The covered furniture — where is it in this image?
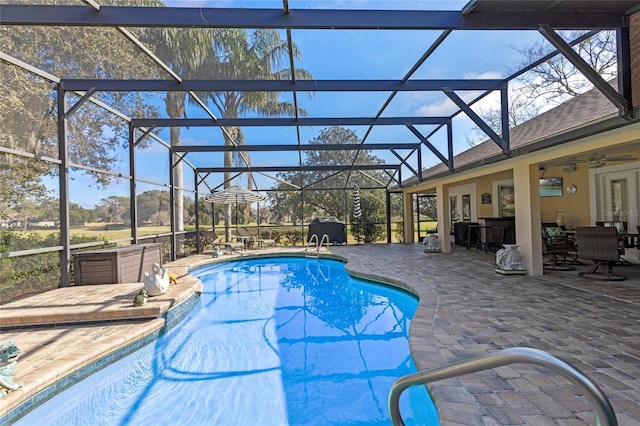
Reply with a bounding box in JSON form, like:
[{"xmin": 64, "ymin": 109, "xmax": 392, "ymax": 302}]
[
  {"xmin": 542, "ymin": 226, "xmax": 577, "ymax": 271},
  {"xmin": 73, "ymin": 243, "xmax": 162, "ymax": 285},
  {"xmin": 308, "ymin": 217, "xmax": 347, "ymax": 245},
  {"xmin": 576, "ymin": 227, "xmax": 625, "ymax": 281}
]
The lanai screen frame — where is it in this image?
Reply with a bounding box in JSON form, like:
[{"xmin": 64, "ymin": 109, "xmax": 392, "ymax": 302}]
[{"xmin": 1, "ymin": 0, "xmax": 637, "ymax": 287}]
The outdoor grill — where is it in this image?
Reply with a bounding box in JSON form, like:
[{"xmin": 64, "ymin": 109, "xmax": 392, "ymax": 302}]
[{"xmin": 307, "ymin": 217, "xmax": 347, "ymax": 245}]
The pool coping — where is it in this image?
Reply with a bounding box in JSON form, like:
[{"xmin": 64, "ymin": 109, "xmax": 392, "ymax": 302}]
[
  {"xmin": 2, "ymin": 249, "xmax": 459, "ymax": 424},
  {"xmin": 0, "ymin": 264, "xmax": 204, "ymax": 423}
]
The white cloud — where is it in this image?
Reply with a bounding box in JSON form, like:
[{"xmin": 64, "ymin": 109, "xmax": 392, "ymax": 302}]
[
  {"xmin": 415, "ymin": 97, "xmax": 458, "ymax": 116},
  {"xmin": 462, "ymin": 71, "xmax": 504, "ymax": 80}
]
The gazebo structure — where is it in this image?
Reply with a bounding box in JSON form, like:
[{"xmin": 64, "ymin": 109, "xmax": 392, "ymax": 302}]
[{"xmin": 1, "ymin": 0, "xmax": 639, "ymax": 291}]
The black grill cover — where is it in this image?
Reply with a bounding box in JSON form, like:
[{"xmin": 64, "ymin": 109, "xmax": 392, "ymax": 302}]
[{"xmin": 307, "ymin": 217, "xmax": 347, "ymax": 245}]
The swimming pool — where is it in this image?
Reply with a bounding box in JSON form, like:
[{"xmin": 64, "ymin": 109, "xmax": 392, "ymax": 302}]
[{"xmin": 16, "ymin": 257, "xmax": 438, "ymax": 425}]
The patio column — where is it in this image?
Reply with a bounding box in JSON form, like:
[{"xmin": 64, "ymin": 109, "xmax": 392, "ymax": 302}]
[
  {"xmin": 436, "ymin": 183, "xmax": 451, "ymax": 253},
  {"xmin": 57, "ymin": 85, "xmax": 71, "ymax": 286},
  {"xmin": 402, "ymin": 192, "xmax": 414, "ymax": 244},
  {"xmin": 513, "ymin": 163, "xmax": 543, "ymax": 275}
]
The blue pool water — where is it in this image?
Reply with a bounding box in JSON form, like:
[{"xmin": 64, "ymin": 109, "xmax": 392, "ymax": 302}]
[{"xmin": 17, "ymin": 257, "xmax": 439, "ymax": 425}]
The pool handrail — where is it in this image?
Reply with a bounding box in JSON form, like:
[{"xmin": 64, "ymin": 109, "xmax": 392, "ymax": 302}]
[
  {"xmin": 305, "ymin": 233, "xmax": 330, "ymax": 258},
  {"xmin": 388, "ymin": 347, "xmax": 617, "ymax": 426}
]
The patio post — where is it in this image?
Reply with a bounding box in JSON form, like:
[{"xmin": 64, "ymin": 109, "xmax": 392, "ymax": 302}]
[
  {"xmin": 402, "ymin": 192, "xmax": 414, "ymax": 244},
  {"xmin": 513, "ymin": 163, "xmax": 544, "ymax": 275},
  {"xmin": 436, "ymin": 183, "xmax": 451, "ymax": 253},
  {"xmin": 57, "ymin": 85, "xmax": 71, "ymax": 286}
]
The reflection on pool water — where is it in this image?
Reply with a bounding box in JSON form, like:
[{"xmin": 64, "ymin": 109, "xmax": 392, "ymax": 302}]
[{"xmin": 17, "ymin": 257, "xmax": 439, "ymax": 425}]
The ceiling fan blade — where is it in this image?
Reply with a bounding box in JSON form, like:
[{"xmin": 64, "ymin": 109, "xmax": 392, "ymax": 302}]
[
  {"xmin": 586, "ymin": 160, "xmax": 604, "ymax": 168},
  {"xmin": 604, "ymin": 155, "xmax": 639, "ymax": 162},
  {"xmin": 589, "ymin": 153, "xmax": 607, "ymax": 161}
]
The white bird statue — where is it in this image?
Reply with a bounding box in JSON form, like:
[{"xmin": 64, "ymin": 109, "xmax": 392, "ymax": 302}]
[{"xmin": 144, "ymin": 263, "xmax": 170, "ymax": 296}]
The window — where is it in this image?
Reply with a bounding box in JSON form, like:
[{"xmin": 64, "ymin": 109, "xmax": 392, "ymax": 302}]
[
  {"xmin": 449, "ymin": 183, "xmax": 477, "ymax": 226},
  {"xmin": 499, "ymin": 185, "xmax": 515, "ymax": 217},
  {"xmin": 493, "ymin": 179, "xmax": 515, "ymax": 218}
]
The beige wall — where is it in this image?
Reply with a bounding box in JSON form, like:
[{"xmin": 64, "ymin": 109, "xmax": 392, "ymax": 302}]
[
  {"xmin": 464, "ymin": 166, "xmax": 593, "ymax": 228},
  {"xmin": 631, "ymin": 12, "xmax": 640, "ymax": 109},
  {"xmin": 403, "ymin": 119, "xmax": 639, "ymax": 275},
  {"xmin": 538, "ymin": 164, "xmax": 592, "ymax": 228},
  {"xmin": 474, "ymin": 170, "xmax": 513, "ymax": 218}
]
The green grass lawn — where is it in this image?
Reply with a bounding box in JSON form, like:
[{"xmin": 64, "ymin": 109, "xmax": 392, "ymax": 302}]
[{"xmin": 7, "ymin": 220, "xmax": 437, "ymax": 246}]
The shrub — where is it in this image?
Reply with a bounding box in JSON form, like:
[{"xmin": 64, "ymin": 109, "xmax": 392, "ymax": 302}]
[
  {"xmin": 350, "ymin": 192, "xmax": 385, "ymax": 243},
  {"xmin": 0, "ymin": 231, "xmax": 111, "ymax": 304},
  {"xmin": 269, "ymin": 227, "xmax": 305, "ymax": 246}
]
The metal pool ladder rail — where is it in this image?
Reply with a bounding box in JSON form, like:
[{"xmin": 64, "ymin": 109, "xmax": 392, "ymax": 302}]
[
  {"xmin": 388, "ymin": 347, "xmax": 617, "ymax": 426},
  {"xmin": 305, "ymin": 233, "xmax": 329, "ymax": 258}
]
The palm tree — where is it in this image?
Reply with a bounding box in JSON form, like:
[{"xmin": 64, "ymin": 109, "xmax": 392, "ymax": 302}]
[
  {"xmin": 198, "ymin": 29, "xmax": 312, "ymax": 241},
  {"xmin": 143, "ymin": 28, "xmax": 224, "ymax": 235}
]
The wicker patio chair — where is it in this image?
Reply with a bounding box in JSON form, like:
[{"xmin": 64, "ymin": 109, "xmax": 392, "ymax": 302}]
[
  {"xmin": 576, "ymin": 226, "xmax": 625, "ymax": 281},
  {"xmin": 542, "ymin": 226, "xmax": 577, "ymax": 271}
]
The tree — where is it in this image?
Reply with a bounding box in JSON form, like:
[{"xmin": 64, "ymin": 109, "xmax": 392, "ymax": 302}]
[
  {"xmin": 140, "ymin": 26, "xmax": 227, "ymax": 234},
  {"xmin": 270, "ymin": 127, "xmax": 387, "ymax": 222},
  {"xmin": 136, "ymin": 190, "xmax": 169, "ymax": 225},
  {"xmin": 95, "ymin": 196, "xmax": 130, "ymax": 225},
  {"xmin": 469, "ymin": 31, "xmax": 617, "ymax": 145},
  {"xmin": 517, "ymin": 30, "xmax": 617, "ymax": 104},
  {"xmin": 0, "ymin": 0, "xmax": 163, "ymax": 214},
  {"xmin": 12, "ymin": 196, "xmax": 56, "ymax": 230},
  {"xmin": 417, "ymin": 194, "xmax": 438, "ymax": 222},
  {"xmin": 69, "ymin": 203, "xmax": 93, "ymax": 227},
  {"xmin": 198, "ymin": 29, "xmax": 312, "ymax": 241},
  {"xmin": 350, "ymin": 191, "xmax": 385, "ymax": 243}
]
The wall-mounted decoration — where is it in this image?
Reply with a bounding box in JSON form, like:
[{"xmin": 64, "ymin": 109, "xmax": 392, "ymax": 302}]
[
  {"xmin": 540, "ymin": 177, "xmax": 563, "ymax": 197},
  {"xmin": 565, "ymin": 184, "xmax": 577, "ymax": 195},
  {"xmin": 481, "ymin": 192, "xmax": 492, "ymax": 204}
]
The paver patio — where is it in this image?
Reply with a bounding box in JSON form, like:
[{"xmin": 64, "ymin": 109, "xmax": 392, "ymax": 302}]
[
  {"xmin": 1, "ymin": 244, "xmax": 639, "ymax": 425},
  {"xmin": 332, "ymin": 243, "xmax": 640, "ymax": 425}
]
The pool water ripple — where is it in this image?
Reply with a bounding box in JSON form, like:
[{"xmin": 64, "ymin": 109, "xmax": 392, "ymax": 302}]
[{"xmin": 16, "ymin": 257, "xmax": 438, "ymax": 426}]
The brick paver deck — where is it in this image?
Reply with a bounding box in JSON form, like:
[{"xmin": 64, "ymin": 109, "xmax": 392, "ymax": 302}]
[
  {"xmin": 1, "ymin": 244, "xmax": 639, "ymax": 425},
  {"xmin": 331, "ymin": 244, "xmax": 640, "ymax": 425}
]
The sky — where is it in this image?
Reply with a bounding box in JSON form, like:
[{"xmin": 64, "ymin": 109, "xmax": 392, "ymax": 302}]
[{"xmin": 38, "ymin": 0, "xmax": 557, "ymax": 208}]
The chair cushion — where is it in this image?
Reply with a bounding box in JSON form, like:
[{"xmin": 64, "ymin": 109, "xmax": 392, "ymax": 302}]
[{"xmin": 543, "ymin": 226, "xmax": 569, "ymax": 248}]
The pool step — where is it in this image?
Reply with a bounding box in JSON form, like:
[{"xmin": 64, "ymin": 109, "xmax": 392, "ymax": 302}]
[
  {"xmin": 0, "ymin": 316, "xmax": 166, "ymax": 419},
  {"xmin": 0, "ymin": 278, "xmax": 202, "ymax": 328}
]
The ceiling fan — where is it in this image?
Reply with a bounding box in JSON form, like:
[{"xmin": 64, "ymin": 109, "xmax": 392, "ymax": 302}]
[{"xmin": 561, "ymin": 153, "xmax": 638, "ymax": 170}]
